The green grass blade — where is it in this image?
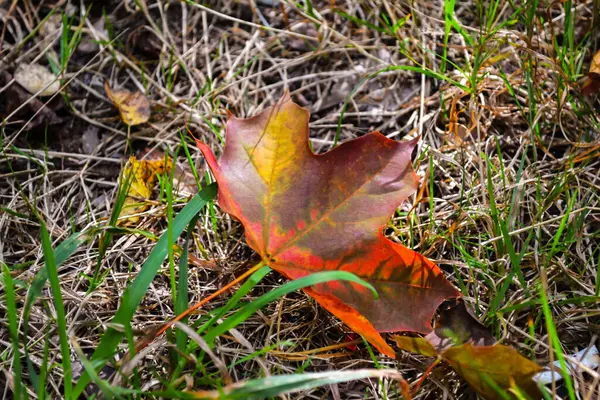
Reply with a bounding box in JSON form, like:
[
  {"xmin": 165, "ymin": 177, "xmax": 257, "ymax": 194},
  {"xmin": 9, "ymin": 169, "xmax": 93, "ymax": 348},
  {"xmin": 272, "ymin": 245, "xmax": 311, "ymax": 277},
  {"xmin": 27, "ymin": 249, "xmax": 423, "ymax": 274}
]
[
  {"xmin": 171, "ymin": 264, "xmax": 270, "ymax": 382},
  {"xmin": 176, "ymin": 214, "xmax": 201, "ymax": 352},
  {"xmin": 24, "ymin": 230, "xmax": 93, "ymax": 328},
  {"xmin": 484, "ymin": 153, "xmax": 527, "ymax": 289},
  {"xmin": 549, "ymin": 192, "xmax": 576, "ymax": 259},
  {"xmin": 167, "ymin": 150, "xmax": 178, "ymax": 307},
  {"xmin": 203, "ymin": 270, "xmax": 377, "ymax": 343},
  {"xmin": 229, "ymin": 342, "xmax": 290, "ymax": 369},
  {"xmin": 22, "ymin": 229, "xmax": 95, "ymax": 392},
  {"xmin": 73, "ymin": 183, "xmax": 217, "ymax": 397},
  {"xmin": 180, "ymin": 131, "xmax": 202, "ymax": 190},
  {"xmin": 2, "ymin": 264, "xmax": 24, "ymax": 400},
  {"xmin": 184, "ymin": 265, "xmax": 270, "ymax": 357},
  {"xmin": 444, "ymin": 0, "xmax": 474, "ymax": 47},
  {"xmin": 72, "ymin": 339, "xmax": 127, "ymax": 400},
  {"xmin": 542, "ymin": 190, "xmax": 577, "ymax": 399},
  {"xmin": 37, "ymin": 333, "xmax": 50, "ymax": 399},
  {"xmin": 190, "ymin": 369, "xmax": 404, "ymax": 399},
  {"xmin": 539, "ymin": 277, "xmax": 576, "ymax": 399},
  {"xmin": 39, "ymin": 220, "xmax": 72, "ymax": 398},
  {"xmin": 334, "ymin": 9, "xmax": 388, "ymax": 34},
  {"xmin": 91, "ymin": 160, "xmax": 137, "ymax": 290},
  {"xmin": 202, "ymin": 265, "xmax": 270, "ymax": 331}
]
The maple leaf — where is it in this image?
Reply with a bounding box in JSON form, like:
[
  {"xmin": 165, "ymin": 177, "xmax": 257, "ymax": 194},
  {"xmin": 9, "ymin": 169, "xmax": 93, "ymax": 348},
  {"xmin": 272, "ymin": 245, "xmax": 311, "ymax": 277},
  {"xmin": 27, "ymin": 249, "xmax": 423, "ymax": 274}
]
[{"xmin": 196, "ymin": 94, "xmax": 459, "ymax": 356}]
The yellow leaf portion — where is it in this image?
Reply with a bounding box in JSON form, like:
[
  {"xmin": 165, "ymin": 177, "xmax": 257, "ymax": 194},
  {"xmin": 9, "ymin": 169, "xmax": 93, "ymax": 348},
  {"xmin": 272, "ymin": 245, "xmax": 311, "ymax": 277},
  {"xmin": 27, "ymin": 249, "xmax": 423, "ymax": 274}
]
[
  {"xmin": 590, "ymin": 49, "xmax": 600, "ymax": 75},
  {"xmin": 118, "ymin": 156, "xmax": 172, "ymax": 225},
  {"xmin": 105, "ymin": 81, "xmax": 150, "ymax": 126},
  {"xmin": 391, "ymin": 335, "xmax": 438, "ymax": 358}
]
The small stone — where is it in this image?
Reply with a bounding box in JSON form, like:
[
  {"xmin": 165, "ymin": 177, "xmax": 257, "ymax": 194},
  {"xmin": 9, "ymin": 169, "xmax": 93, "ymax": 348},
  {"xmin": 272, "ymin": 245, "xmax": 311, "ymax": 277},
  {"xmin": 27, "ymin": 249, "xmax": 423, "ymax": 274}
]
[{"xmin": 14, "ymin": 63, "xmax": 60, "ymax": 97}]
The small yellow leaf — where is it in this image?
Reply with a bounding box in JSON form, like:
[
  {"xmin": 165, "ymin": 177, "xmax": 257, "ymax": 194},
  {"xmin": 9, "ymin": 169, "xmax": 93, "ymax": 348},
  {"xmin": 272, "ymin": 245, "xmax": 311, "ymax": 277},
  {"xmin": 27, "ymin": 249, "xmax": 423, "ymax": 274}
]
[
  {"xmin": 105, "ymin": 81, "xmax": 150, "ymax": 126},
  {"xmin": 118, "ymin": 156, "xmax": 172, "ymax": 225}
]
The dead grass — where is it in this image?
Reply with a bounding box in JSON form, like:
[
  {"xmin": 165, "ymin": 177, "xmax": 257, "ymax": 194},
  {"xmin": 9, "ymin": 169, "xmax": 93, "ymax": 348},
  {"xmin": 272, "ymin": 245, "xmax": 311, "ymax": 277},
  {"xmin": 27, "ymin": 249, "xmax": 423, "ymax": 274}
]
[{"xmin": 1, "ymin": 0, "xmax": 599, "ymax": 399}]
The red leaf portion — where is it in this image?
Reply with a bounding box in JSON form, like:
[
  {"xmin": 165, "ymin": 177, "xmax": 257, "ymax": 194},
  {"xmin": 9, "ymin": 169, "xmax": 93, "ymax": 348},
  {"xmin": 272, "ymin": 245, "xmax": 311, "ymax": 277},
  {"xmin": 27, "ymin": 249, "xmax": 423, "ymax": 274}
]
[{"xmin": 197, "ymin": 94, "xmax": 460, "ymax": 356}]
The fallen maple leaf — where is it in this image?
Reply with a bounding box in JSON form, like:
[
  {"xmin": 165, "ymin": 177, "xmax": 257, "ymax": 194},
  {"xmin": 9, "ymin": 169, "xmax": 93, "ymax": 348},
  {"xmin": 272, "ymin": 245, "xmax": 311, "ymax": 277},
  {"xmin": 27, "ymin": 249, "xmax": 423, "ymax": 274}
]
[
  {"xmin": 196, "ymin": 93, "xmax": 459, "ymax": 356},
  {"xmin": 118, "ymin": 156, "xmax": 172, "ymax": 225},
  {"xmin": 105, "ymin": 81, "xmax": 150, "ymax": 126}
]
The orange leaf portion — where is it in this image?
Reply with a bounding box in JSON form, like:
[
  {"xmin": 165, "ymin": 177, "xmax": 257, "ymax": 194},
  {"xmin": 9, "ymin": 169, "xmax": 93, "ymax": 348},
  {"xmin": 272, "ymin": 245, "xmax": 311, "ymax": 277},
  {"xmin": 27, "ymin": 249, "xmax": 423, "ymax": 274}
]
[{"xmin": 197, "ymin": 94, "xmax": 459, "ymax": 356}]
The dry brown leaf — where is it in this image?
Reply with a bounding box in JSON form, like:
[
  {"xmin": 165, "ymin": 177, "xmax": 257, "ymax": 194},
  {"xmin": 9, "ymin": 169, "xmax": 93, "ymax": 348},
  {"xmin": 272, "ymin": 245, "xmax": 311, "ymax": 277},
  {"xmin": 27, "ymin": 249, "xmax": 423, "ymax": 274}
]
[
  {"xmin": 118, "ymin": 156, "xmax": 171, "ymax": 225},
  {"xmin": 105, "ymin": 81, "xmax": 150, "ymax": 126},
  {"xmin": 14, "ymin": 63, "xmax": 60, "ymax": 96}
]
